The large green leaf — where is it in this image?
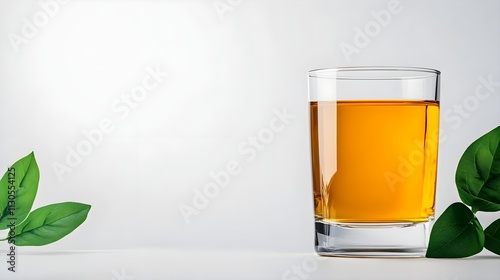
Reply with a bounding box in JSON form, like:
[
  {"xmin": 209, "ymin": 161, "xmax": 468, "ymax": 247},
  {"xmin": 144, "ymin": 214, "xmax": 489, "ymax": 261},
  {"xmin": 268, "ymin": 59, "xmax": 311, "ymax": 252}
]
[
  {"xmin": 484, "ymin": 218, "xmax": 500, "ymax": 255},
  {"xmin": 0, "ymin": 152, "xmax": 40, "ymax": 230},
  {"xmin": 11, "ymin": 202, "xmax": 91, "ymax": 246},
  {"xmin": 426, "ymin": 202, "xmax": 484, "ymax": 258},
  {"xmin": 456, "ymin": 126, "xmax": 500, "ymax": 212}
]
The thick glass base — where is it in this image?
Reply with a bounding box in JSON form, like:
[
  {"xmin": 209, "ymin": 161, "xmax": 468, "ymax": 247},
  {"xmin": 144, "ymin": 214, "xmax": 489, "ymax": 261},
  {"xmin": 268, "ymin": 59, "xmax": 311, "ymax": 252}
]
[{"xmin": 315, "ymin": 219, "xmax": 432, "ymax": 258}]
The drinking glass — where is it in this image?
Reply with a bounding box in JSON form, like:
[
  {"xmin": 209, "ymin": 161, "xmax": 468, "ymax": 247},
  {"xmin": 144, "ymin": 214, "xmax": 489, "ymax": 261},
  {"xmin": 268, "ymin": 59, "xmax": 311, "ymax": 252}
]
[{"xmin": 309, "ymin": 67, "xmax": 440, "ymax": 257}]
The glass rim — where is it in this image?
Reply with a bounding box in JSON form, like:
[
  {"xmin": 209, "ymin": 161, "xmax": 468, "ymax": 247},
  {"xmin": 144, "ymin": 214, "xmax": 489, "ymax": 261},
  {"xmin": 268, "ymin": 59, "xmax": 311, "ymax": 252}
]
[{"xmin": 308, "ymin": 66, "xmax": 440, "ymax": 80}]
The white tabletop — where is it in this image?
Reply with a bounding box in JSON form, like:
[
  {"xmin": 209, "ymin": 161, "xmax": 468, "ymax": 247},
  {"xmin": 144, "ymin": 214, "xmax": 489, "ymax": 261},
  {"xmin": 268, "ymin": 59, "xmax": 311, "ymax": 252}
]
[{"xmin": 1, "ymin": 249, "xmax": 498, "ymax": 280}]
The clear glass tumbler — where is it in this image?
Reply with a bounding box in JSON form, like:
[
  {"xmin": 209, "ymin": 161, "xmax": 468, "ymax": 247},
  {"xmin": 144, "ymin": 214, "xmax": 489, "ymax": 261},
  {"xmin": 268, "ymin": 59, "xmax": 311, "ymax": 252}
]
[{"xmin": 309, "ymin": 67, "xmax": 440, "ymax": 257}]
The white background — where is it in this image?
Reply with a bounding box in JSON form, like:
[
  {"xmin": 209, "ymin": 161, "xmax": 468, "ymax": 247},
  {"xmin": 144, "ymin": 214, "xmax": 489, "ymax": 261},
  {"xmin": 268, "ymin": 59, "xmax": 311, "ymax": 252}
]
[{"xmin": 0, "ymin": 0, "xmax": 499, "ymax": 279}]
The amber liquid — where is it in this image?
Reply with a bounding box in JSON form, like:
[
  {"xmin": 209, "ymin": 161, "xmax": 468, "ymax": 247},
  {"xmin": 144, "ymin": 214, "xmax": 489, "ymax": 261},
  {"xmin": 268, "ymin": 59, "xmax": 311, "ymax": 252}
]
[{"xmin": 310, "ymin": 100, "xmax": 439, "ymax": 223}]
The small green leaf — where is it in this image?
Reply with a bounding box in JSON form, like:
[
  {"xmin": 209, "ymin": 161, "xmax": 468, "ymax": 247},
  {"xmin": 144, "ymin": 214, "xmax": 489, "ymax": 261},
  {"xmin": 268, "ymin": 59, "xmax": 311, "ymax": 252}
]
[
  {"xmin": 0, "ymin": 152, "xmax": 40, "ymax": 230},
  {"xmin": 484, "ymin": 218, "xmax": 500, "ymax": 255},
  {"xmin": 426, "ymin": 202, "xmax": 484, "ymax": 258},
  {"xmin": 456, "ymin": 126, "xmax": 500, "ymax": 212},
  {"xmin": 12, "ymin": 202, "xmax": 91, "ymax": 246}
]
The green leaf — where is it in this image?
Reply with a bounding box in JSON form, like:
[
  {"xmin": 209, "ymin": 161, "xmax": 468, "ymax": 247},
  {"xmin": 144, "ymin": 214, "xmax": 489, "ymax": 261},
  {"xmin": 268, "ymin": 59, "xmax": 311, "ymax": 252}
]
[
  {"xmin": 11, "ymin": 202, "xmax": 91, "ymax": 246},
  {"xmin": 456, "ymin": 126, "xmax": 500, "ymax": 212},
  {"xmin": 0, "ymin": 152, "xmax": 40, "ymax": 230},
  {"xmin": 426, "ymin": 202, "xmax": 484, "ymax": 258},
  {"xmin": 484, "ymin": 218, "xmax": 500, "ymax": 255}
]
